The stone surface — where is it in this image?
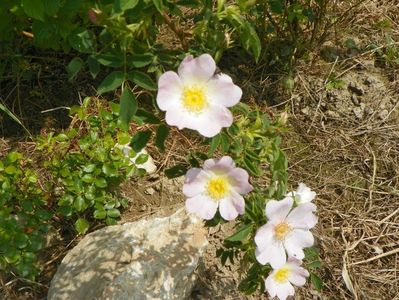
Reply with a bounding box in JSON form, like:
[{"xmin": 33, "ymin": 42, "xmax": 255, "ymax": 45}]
[{"xmin": 48, "ymin": 208, "xmax": 208, "ymax": 300}]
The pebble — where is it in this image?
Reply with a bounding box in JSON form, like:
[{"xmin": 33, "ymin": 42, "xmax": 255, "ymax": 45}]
[
  {"xmin": 378, "ymin": 109, "xmax": 389, "ymax": 120},
  {"xmin": 353, "ymin": 107, "xmax": 364, "ymax": 119},
  {"xmin": 351, "ymin": 94, "xmax": 360, "ymax": 106},
  {"xmin": 144, "ymin": 187, "xmax": 155, "ymax": 195},
  {"xmin": 348, "ymin": 82, "xmax": 365, "ymax": 95}
]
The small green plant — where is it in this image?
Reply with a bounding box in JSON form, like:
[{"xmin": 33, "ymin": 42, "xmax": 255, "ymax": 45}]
[
  {"xmin": 0, "ymin": 152, "xmax": 52, "ymax": 279},
  {"xmin": 37, "ymin": 97, "xmax": 139, "ymax": 234},
  {"xmin": 325, "ymin": 73, "xmax": 345, "ymax": 90}
]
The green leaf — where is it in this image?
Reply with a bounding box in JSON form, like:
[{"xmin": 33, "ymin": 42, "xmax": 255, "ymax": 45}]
[
  {"xmin": 268, "ymin": 0, "xmax": 284, "ymax": 14},
  {"xmin": 67, "ymin": 57, "xmax": 84, "ymax": 81},
  {"xmin": 130, "ymin": 130, "xmax": 152, "ymax": 153},
  {"xmin": 69, "ymin": 29, "xmax": 97, "ymax": 54},
  {"xmin": 310, "ymin": 272, "xmax": 323, "ymax": 292},
  {"xmin": 94, "ymin": 177, "xmax": 108, "ymax": 188},
  {"xmin": 43, "ymin": 0, "xmax": 61, "ymax": 16},
  {"xmin": 119, "ymin": 89, "xmax": 137, "ymax": 131},
  {"xmin": 152, "ymin": 0, "xmax": 164, "ymax": 13},
  {"xmin": 129, "ymin": 53, "xmax": 154, "ymax": 68},
  {"xmin": 14, "ymin": 233, "xmax": 29, "ymax": 249},
  {"xmin": 87, "ymin": 56, "xmax": 100, "ymax": 79},
  {"xmin": 22, "ymin": 0, "xmax": 45, "ymax": 21},
  {"xmin": 114, "ymin": 0, "xmax": 139, "ymax": 12},
  {"xmin": 165, "ymin": 165, "xmax": 187, "ymax": 178},
  {"xmin": 135, "ymin": 153, "xmax": 148, "ymax": 164},
  {"xmin": 107, "ymin": 208, "xmax": 121, "ymax": 218},
  {"xmin": 4, "ymin": 248, "xmax": 21, "ymax": 264},
  {"xmin": 128, "ymin": 71, "xmax": 157, "ymax": 91},
  {"xmin": 209, "ymin": 134, "xmax": 220, "ymax": 155},
  {"xmin": 94, "ymin": 209, "xmax": 107, "ymax": 219},
  {"xmin": 83, "ymin": 164, "xmax": 97, "ymax": 173},
  {"xmin": 5, "ymin": 165, "xmax": 17, "ymax": 175},
  {"xmin": 97, "ymin": 71, "xmax": 125, "ymax": 94},
  {"xmin": 95, "ymin": 54, "xmax": 124, "ymax": 68},
  {"xmin": 240, "ymin": 21, "xmax": 261, "ymax": 62},
  {"xmin": 74, "ymin": 196, "xmax": 85, "ymax": 211},
  {"xmin": 226, "ymin": 224, "xmax": 253, "ymax": 242},
  {"xmin": 133, "ymin": 109, "xmax": 160, "ymax": 124},
  {"xmin": 8, "ymin": 152, "xmax": 21, "ymax": 163},
  {"xmin": 75, "ymin": 218, "xmax": 89, "ymax": 235},
  {"xmin": 155, "ymin": 124, "xmax": 169, "ymax": 152}
]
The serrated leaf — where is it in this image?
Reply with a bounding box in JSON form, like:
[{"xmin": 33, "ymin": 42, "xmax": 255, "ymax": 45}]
[
  {"xmin": 240, "ymin": 21, "xmax": 261, "ymax": 62},
  {"xmin": 75, "ymin": 218, "xmax": 89, "ymax": 234},
  {"xmin": 97, "ymin": 71, "xmax": 125, "ymax": 94},
  {"xmin": 310, "ymin": 272, "xmax": 323, "ymax": 292},
  {"xmin": 67, "ymin": 57, "xmax": 84, "ymax": 81},
  {"xmin": 69, "ymin": 29, "xmax": 96, "ymax": 54},
  {"xmin": 226, "ymin": 224, "xmax": 253, "ymax": 242},
  {"xmin": 155, "ymin": 124, "xmax": 169, "ymax": 152},
  {"xmin": 129, "ymin": 53, "xmax": 154, "ymax": 68},
  {"xmin": 22, "ymin": 0, "xmax": 45, "ymax": 21},
  {"xmin": 95, "ymin": 54, "xmax": 124, "ymax": 68},
  {"xmin": 209, "ymin": 134, "xmax": 220, "ymax": 155},
  {"xmin": 130, "ymin": 130, "xmax": 152, "ymax": 153},
  {"xmin": 87, "ymin": 56, "xmax": 100, "ymax": 79},
  {"xmin": 43, "ymin": 0, "xmax": 61, "ymax": 16},
  {"xmin": 128, "ymin": 70, "xmax": 157, "ymax": 90},
  {"xmin": 94, "ymin": 177, "xmax": 108, "ymax": 188},
  {"xmin": 165, "ymin": 165, "xmax": 187, "ymax": 178},
  {"xmin": 135, "ymin": 153, "xmax": 148, "ymax": 164},
  {"xmin": 119, "ymin": 89, "xmax": 137, "ymax": 131},
  {"xmin": 93, "ymin": 209, "xmax": 106, "ymax": 219}
]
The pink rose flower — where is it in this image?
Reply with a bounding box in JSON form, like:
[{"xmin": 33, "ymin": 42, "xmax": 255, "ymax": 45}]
[
  {"xmin": 183, "ymin": 156, "xmax": 253, "ymax": 220},
  {"xmin": 156, "ymin": 54, "xmax": 242, "ymax": 137}
]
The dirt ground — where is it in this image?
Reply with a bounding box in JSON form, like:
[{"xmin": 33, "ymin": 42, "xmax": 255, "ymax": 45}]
[{"xmin": 1, "ymin": 0, "xmax": 399, "ymax": 299}]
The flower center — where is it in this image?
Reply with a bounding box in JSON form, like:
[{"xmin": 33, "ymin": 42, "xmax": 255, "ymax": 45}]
[
  {"xmin": 274, "ymin": 222, "xmax": 292, "ymax": 240},
  {"xmin": 207, "ymin": 177, "xmax": 229, "ymax": 201},
  {"xmin": 182, "ymin": 86, "xmax": 207, "ymax": 113},
  {"xmin": 273, "ymin": 267, "xmax": 290, "ymax": 283}
]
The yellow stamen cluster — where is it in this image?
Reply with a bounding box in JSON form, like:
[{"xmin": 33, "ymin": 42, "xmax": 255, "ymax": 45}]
[
  {"xmin": 274, "ymin": 222, "xmax": 292, "ymax": 240},
  {"xmin": 207, "ymin": 177, "xmax": 229, "ymax": 201},
  {"xmin": 182, "ymin": 86, "xmax": 207, "ymax": 113},
  {"xmin": 273, "ymin": 267, "xmax": 290, "ymax": 283}
]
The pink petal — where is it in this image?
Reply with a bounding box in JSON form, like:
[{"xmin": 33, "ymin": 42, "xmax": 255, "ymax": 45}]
[
  {"xmin": 254, "ymin": 223, "xmax": 274, "ymax": 251},
  {"xmin": 195, "ymin": 105, "xmax": 233, "ymax": 137},
  {"xmin": 182, "ymin": 169, "xmax": 208, "ymax": 197},
  {"xmin": 219, "ymin": 193, "xmax": 245, "ymax": 221},
  {"xmin": 206, "ymin": 156, "xmax": 235, "ymax": 173},
  {"xmin": 203, "ymin": 158, "xmax": 217, "ymax": 170},
  {"xmin": 178, "ymin": 54, "xmax": 216, "ymax": 84},
  {"xmin": 266, "ymin": 197, "xmax": 293, "ymax": 223},
  {"xmin": 227, "ymin": 167, "xmax": 253, "ymax": 194},
  {"xmin": 185, "ymin": 195, "xmax": 218, "ymax": 220},
  {"xmin": 156, "ymin": 71, "xmax": 183, "ymax": 111},
  {"xmin": 207, "ymin": 73, "xmax": 242, "ymax": 107},
  {"xmin": 284, "ymin": 229, "xmax": 314, "ymax": 260},
  {"xmin": 286, "ymin": 203, "xmax": 317, "ymax": 229},
  {"xmin": 288, "ymin": 266, "xmax": 309, "ymax": 287},
  {"xmin": 164, "ymin": 103, "xmax": 191, "ymax": 130}
]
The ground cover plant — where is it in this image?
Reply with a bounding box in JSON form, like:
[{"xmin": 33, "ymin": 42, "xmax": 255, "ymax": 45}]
[{"xmin": 1, "ymin": 0, "xmax": 399, "ymax": 299}]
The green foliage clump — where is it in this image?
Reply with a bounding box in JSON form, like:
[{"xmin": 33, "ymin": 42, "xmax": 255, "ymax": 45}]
[{"xmin": 0, "ymin": 152, "xmax": 52, "ymax": 279}]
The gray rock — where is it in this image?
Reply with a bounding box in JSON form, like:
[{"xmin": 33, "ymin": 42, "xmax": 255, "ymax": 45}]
[
  {"xmin": 48, "ymin": 208, "xmax": 208, "ymax": 300},
  {"xmin": 351, "ymin": 94, "xmax": 360, "ymax": 106}
]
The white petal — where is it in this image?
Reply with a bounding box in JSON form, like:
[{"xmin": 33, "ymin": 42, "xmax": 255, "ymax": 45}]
[
  {"xmin": 255, "ymin": 240, "xmax": 286, "ymax": 268},
  {"xmin": 265, "ymin": 275, "xmax": 278, "ymax": 298},
  {"xmin": 219, "ymin": 196, "xmax": 241, "ymax": 221},
  {"xmin": 266, "ymin": 197, "xmax": 293, "ymax": 223},
  {"xmin": 275, "ymin": 281, "xmax": 295, "ymax": 300},
  {"xmin": 178, "ymin": 54, "xmax": 216, "ymax": 84},
  {"xmin": 286, "ymin": 203, "xmax": 317, "ymax": 229},
  {"xmin": 156, "ymin": 71, "xmax": 183, "ymax": 111},
  {"xmin": 284, "ymin": 229, "xmax": 314, "ymax": 259},
  {"xmin": 288, "ymin": 267, "xmax": 309, "ymax": 287},
  {"xmin": 185, "ymin": 194, "xmax": 218, "ymax": 220},
  {"xmin": 195, "ymin": 105, "xmax": 233, "ymax": 137},
  {"xmin": 254, "ymin": 223, "xmax": 274, "ymax": 251},
  {"xmin": 182, "ymin": 169, "xmax": 208, "ymax": 197},
  {"xmin": 295, "ymin": 182, "xmax": 316, "ymax": 204}
]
